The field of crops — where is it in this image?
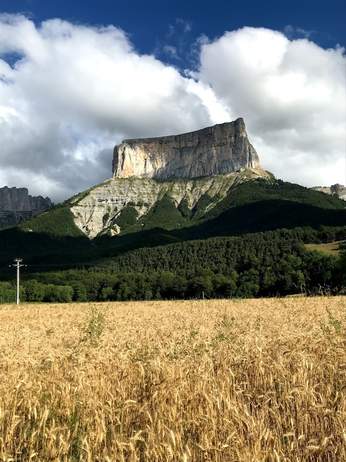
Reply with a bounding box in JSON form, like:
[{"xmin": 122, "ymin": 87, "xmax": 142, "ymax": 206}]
[
  {"xmin": 0, "ymin": 297, "xmax": 345, "ymax": 461},
  {"xmin": 304, "ymin": 240, "xmax": 344, "ymax": 256}
]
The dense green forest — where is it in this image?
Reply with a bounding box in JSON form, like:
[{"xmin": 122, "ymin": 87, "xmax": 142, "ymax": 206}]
[
  {"xmin": 0, "ymin": 227, "xmax": 345, "ymax": 303},
  {"xmin": 1, "ymin": 196, "xmax": 346, "ymax": 270},
  {"xmin": 0, "ymin": 178, "xmax": 345, "ymax": 303}
]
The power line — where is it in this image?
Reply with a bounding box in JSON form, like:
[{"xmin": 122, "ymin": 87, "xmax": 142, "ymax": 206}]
[{"xmin": 9, "ymin": 258, "xmax": 26, "ymax": 305}]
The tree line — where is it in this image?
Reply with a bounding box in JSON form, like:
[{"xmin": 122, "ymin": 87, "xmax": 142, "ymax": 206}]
[{"xmin": 1, "ymin": 227, "xmax": 345, "ymax": 303}]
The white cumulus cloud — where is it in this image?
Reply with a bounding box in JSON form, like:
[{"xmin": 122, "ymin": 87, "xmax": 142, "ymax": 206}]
[
  {"xmin": 0, "ymin": 17, "xmax": 345, "ymax": 201},
  {"xmin": 197, "ymin": 27, "xmax": 346, "ymax": 186},
  {"xmin": 0, "ymin": 15, "xmax": 218, "ymax": 200}
]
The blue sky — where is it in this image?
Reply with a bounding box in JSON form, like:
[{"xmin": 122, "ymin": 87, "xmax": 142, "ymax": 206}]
[
  {"xmin": 2, "ymin": 0, "xmax": 345, "ymax": 65},
  {"xmin": 0, "ymin": 0, "xmax": 345, "ymax": 199}
]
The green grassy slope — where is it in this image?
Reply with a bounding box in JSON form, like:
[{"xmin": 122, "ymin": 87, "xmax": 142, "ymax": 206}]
[
  {"xmin": 105, "ymin": 179, "xmax": 346, "ymax": 236},
  {"xmin": 203, "ymin": 179, "xmax": 345, "ymax": 221},
  {"xmin": 20, "ymin": 204, "xmax": 83, "ymax": 237},
  {"xmin": 15, "ymin": 177, "xmax": 346, "ymax": 239}
]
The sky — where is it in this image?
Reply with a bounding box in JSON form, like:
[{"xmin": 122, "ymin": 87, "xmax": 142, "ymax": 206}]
[{"xmin": 0, "ymin": 0, "xmax": 345, "ymax": 201}]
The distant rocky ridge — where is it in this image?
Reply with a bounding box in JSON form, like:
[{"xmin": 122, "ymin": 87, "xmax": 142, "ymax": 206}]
[
  {"xmin": 312, "ymin": 184, "xmax": 346, "ymax": 201},
  {"xmin": 113, "ymin": 118, "xmax": 260, "ymax": 180},
  {"xmin": 0, "ymin": 187, "xmax": 52, "ymax": 229}
]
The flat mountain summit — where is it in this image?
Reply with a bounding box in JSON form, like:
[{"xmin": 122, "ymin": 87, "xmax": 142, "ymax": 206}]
[
  {"xmin": 69, "ymin": 119, "xmax": 268, "ymax": 237},
  {"xmin": 17, "ymin": 118, "xmax": 346, "ymax": 243},
  {"xmin": 113, "ymin": 118, "xmax": 260, "ymax": 180}
]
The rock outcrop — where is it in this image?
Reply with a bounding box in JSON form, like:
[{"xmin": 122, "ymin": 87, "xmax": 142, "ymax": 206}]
[
  {"xmin": 312, "ymin": 184, "xmax": 346, "ymax": 201},
  {"xmin": 71, "ymin": 168, "xmax": 269, "ymax": 238},
  {"xmin": 0, "ymin": 187, "xmax": 52, "ymax": 229},
  {"xmin": 69, "ymin": 118, "xmax": 270, "ymax": 238},
  {"xmin": 113, "ymin": 118, "xmax": 260, "ymax": 180}
]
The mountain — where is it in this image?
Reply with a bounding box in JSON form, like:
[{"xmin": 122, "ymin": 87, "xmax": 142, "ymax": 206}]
[
  {"xmin": 23, "ymin": 118, "xmax": 270, "ymax": 238},
  {"xmin": 312, "ymin": 184, "xmax": 346, "ymax": 201},
  {"xmin": 0, "ymin": 118, "xmax": 345, "ymax": 272},
  {"xmin": 0, "ymin": 186, "xmax": 52, "ymax": 230}
]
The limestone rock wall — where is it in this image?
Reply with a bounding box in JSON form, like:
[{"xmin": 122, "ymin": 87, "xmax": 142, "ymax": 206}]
[
  {"xmin": 71, "ymin": 168, "xmax": 268, "ymax": 238},
  {"xmin": 70, "ymin": 118, "xmax": 268, "ymax": 238},
  {"xmin": 113, "ymin": 118, "xmax": 260, "ymax": 180}
]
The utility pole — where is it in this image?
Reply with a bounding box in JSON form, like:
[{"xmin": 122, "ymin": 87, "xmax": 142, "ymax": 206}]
[{"xmin": 10, "ymin": 258, "xmax": 25, "ymax": 305}]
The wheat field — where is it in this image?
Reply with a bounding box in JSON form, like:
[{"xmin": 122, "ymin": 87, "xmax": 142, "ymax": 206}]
[{"xmin": 0, "ymin": 297, "xmax": 345, "ymax": 461}]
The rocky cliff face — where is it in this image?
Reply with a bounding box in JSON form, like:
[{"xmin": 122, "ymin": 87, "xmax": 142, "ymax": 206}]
[
  {"xmin": 0, "ymin": 187, "xmax": 52, "ymax": 229},
  {"xmin": 312, "ymin": 184, "xmax": 346, "ymax": 201},
  {"xmin": 71, "ymin": 168, "xmax": 269, "ymax": 238},
  {"xmin": 69, "ymin": 118, "xmax": 269, "ymax": 238},
  {"xmin": 113, "ymin": 118, "xmax": 260, "ymax": 180}
]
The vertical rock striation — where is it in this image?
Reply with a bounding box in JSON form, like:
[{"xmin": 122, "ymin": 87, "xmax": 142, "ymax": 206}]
[
  {"xmin": 70, "ymin": 118, "xmax": 269, "ymax": 238},
  {"xmin": 113, "ymin": 118, "xmax": 260, "ymax": 180}
]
